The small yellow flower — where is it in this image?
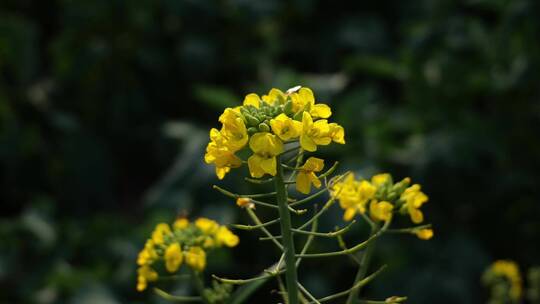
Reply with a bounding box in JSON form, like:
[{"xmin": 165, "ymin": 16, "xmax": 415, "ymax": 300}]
[
  {"xmin": 195, "ymin": 217, "xmax": 219, "ymax": 234},
  {"xmin": 247, "ymin": 132, "xmax": 284, "ymax": 177},
  {"xmin": 173, "ymin": 218, "xmax": 189, "ymax": 230},
  {"xmin": 243, "ymin": 93, "xmax": 261, "ymax": 108},
  {"xmin": 164, "ymin": 243, "xmax": 183, "ymax": 273},
  {"xmin": 371, "ymin": 173, "xmax": 391, "ymax": 187},
  {"xmin": 369, "ymin": 200, "xmax": 394, "ymax": 222},
  {"xmin": 151, "ymin": 223, "xmax": 171, "ymax": 245},
  {"xmin": 137, "ymin": 265, "xmax": 158, "ymax": 292},
  {"xmin": 414, "ymin": 228, "xmax": 434, "ymax": 240},
  {"xmin": 216, "ymin": 226, "xmax": 240, "ymax": 247},
  {"xmin": 299, "ymin": 112, "xmax": 332, "ymax": 152},
  {"xmin": 137, "ymin": 239, "xmax": 158, "ymax": 266},
  {"xmin": 332, "ymin": 174, "xmax": 377, "ymax": 221},
  {"xmin": 328, "ymin": 123, "xmax": 345, "ymax": 144},
  {"xmin": 289, "ymin": 87, "xmax": 332, "ymax": 118},
  {"xmin": 296, "ymin": 157, "xmax": 325, "ymax": 194},
  {"xmin": 262, "ymin": 88, "xmax": 286, "ymax": 105},
  {"xmin": 269, "ymin": 113, "xmax": 302, "ymax": 141},
  {"xmin": 218, "ymin": 109, "xmax": 249, "ymax": 151},
  {"xmin": 491, "ymin": 260, "xmax": 523, "ymax": 300},
  {"xmin": 401, "ymin": 184, "xmax": 429, "ymax": 224},
  {"xmin": 236, "ymin": 197, "xmax": 253, "ymax": 208},
  {"xmin": 204, "ymin": 129, "xmax": 243, "ymax": 179},
  {"xmin": 185, "ymin": 246, "xmax": 206, "ymax": 272}
]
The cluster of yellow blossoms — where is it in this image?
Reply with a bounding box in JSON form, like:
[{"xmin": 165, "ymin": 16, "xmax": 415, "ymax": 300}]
[
  {"xmin": 204, "ymin": 86, "xmax": 345, "ymax": 189},
  {"xmin": 484, "ymin": 260, "xmax": 523, "ymax": 302},
  {"xmin": 136, "ymin": 217, "xmax": 239, "ymax": 292},
  {"xmin": 331, "ymin": 173, "xmax": 433, "ymax": 240}
]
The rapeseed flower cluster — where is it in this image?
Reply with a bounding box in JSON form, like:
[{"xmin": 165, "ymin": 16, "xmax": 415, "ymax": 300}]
[
  {"xmin": 484, "ymin": 260, "xmax": 523, "ymax": 302},
  {"xmin": 331, "ymin": 173, "xmax": 433, "ymax": 240},
  {"xmin": 204, "ymin": 86, "xmax": 345, "ymax": 192},
  {"xmin": 136, "ymin": 217, "xmax": 239, "ymax": 292}
]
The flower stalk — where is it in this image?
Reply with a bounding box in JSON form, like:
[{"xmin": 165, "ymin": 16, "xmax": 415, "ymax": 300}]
[{"xmin": 275, "ymin": 155, "xmax": 300, "ymax": 304}]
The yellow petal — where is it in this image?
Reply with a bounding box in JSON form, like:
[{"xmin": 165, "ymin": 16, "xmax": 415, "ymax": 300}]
[
  {"xmin": 311, "ymin": 103, "xmax": 332, "ymax": 118},
  {"xmin": 260, "ymin": 156, "xmax": 277, "ymax": 176},
  {"xmin": 296, "ymin": 172, "xmax": 311, "ymax": 194},
  {"xmin": 343, "ymin": 208, "xmax": 357, "ymax": 221},
  {"xmin": 243, "ymin": 93, "xmax": 260, "ymax": 108},
  {"xmin": 410, "ymin": 208, "xmax": 424, "ymax": 224},
  {"xmin": 415, "ymin": 228, "xmax": 434, "ymax": 240}
]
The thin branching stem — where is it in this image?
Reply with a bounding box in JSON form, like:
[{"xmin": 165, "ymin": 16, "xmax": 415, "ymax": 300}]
[
  {"xmin": 153, "ymin": 288, "xmax": 203, "ymax": 302},
  {"xmin": 231, "ymin": 218, "xmax": 280, "ymax": 230},
  {"xmin": 298, "ymin": 283, "xmax": 321, "ymax": 304},
  {"xmin": 213, "ymin": 185, "xmax": 276, "ymax": 199},
  {"xmin": 246, "ymin": 209, "xmax": 283, "ymax": 250}
]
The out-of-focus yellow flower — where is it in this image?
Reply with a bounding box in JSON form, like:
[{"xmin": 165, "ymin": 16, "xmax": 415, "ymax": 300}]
[
  {"xmin": 218, "ymin": 109, "xmax": 249, "ymax": 151},
  {"xmin": 414, "ymin": 228, "xmax": 434, "ymax": 240},
  {"xmin": 204, "ymin": 129, "xmax": 243, "ymax": 180},
  {"xmin": 289, "ymin": 87, "xmax": 332, "ymax": 118},
  {"xmin": 369, "ymin": 200, "xmax": 393, "ymax": 222},
  {"xmin": 137, "ymin": 265, "xmax": 158, "ymax": 291},
  {"xmin": 236, "ymin": 197, "xmax": 253, "ymax": 208},
  {"xmin": 371, "ymin": 173, "xmax": 391, "ymax": 187},
  {"xmin": 151, "ymin": 223, "xmax": 171, "ymax": 245},
  {"xmin": 247, "ymin": 132, "xmax": 284, "ymax": 177},
  {"xmin": 164, "ymin": 243, "xmax": 183, "ymax": 273},
  {"xmin": 491, "ymin": 260, "xmax": 523, "ymax": 300},
  {"xmin": 195, "ymin": 217, "xmax": 219, "ymax": 234},
  {"xmin": 186, "ymin": 246, "xmax": 207, "ymax": 272},
  {"xmin": 296, "ymin": 157, "xmax": 324, "ymax": 194},
  {"xmin": 300, "ymin": 112, "xmax": 332, "ymax": 152},
  {"xmin": 270, "ymin": 113, "xmax": 302, "ymax": 141},
  {"xmin": 137, "ymin": 239, "xmax": 158, "ymax": 266},
  {"xmin": 332, "ymin": 174, "xmax": 377, "ymax": 221},
  {"xmin": 173, "ymin": 218, "xmax": 189, "ymax": 230},
  {"xmin": 401, "ymin": 184, "xmax": 428, "ymax": 224},
  {"xmin": 216, "ymin": 226, "xmax": 240, "ymax": 247}
]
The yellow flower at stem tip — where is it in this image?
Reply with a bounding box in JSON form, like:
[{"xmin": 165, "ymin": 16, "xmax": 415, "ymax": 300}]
[
  {"xmin": 262, "ymin": 88, "xmax": 286, "ymax": 105},
  {"xmin": 173, "ymin": 218, "xmax": 189, "ymax": 230},
  {"xmin": 137, "ymin": 265, "xmax": 158, "ymax": 291},
  {"xmin": 218, "ymin": 108, "xmax": 249, "ymax": 151},
  {"xmin": 300, "ymin": 112, "xmax": 332, "ymax": 152},
  {"xmin": 216, "ymin": 226, "xmax": 240, "ymax": 247},
  {"xmin": 204, "ymin": 129, "xmax": 243, "ymax": 180},
  {"xmin": 401, "ymin": 184, "xmax": 429, "ymax": 224},
  {"xmin": 296, "ymin": 157, "xmax": 324, "ymax": 194},
  {"xmin": 371, "ymin": 173, "xmax": 391, "ymax": 187},
  {"xmin": 491, "ymin": 260, "xmax": 523, "ymax": 300},
  {"xmin": 369, "ymin": 200, "xmax": 394, "ymax": 222},
  {"xmin": 247, "ymin": 132, "xmax": 284, "ymax": 178},
  {"xmin": 151, "ymin": 223, "xmax": 171, "ymax": 245},
  {"xmin": 289, "ymin": 87, "xmax": 332, "ymax": 118},
  {"xmin": 333, "ymin": 174, "xmax": 377, "ymax": 221},
  {"xmin": 186, "ymin": 246, "xmax": 207, "ymax": 272},
  {"xmin": 164, "ymin": 243, "xmax": 184, "ymax": 272},
  {"xmin": 243, "ymin": 93, "xmax": 261, "ymax": 108},
  {"xmin": 270, "ymin": 113, "xmax": 302, "ymax": 141},
  {"xmin": 415, "ymin": 228, "xmax": 434, "ymax": 240},
  {"xmin": 236, "ymin": 197, "xmax": 253, "ymax": 208},
  {"xmin": 195, "ymin": 217, "xmax": 219, "ymax": 234}
]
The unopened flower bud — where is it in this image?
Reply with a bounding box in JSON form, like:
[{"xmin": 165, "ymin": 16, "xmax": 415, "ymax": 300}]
[{"xmin": 258, "ymin": 122, "xmax": 270, "ymax": 132}]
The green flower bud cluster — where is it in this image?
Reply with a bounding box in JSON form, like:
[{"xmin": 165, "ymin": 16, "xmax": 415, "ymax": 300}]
[
  {"xmin": 203, "ymin": 280, "xmax": 234, "ymax": 304},
  {"xmin": 240, "ymin": 100, "xmax": 294, "ymax": 135}
]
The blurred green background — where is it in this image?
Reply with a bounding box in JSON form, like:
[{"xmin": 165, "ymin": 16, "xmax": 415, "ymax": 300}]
[{"xmin": 1, "ymin": 0, "xmax": 540, "ymax": 303}]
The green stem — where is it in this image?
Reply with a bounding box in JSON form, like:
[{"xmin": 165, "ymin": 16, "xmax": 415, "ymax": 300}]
[
  {"xmin": 192, "ymin": 271, "xmax": 210, "ymax": 304},
  {"xmin": 345, "ymin": 224, "xmax": 379, "ymax": 304},
  {"xmin": 275, "ymin": 155, "xmax": 299, "ymax": 304}
]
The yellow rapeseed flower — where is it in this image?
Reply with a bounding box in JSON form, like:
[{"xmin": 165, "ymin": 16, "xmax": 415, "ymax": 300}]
[
  {"xmin": 236, "ymin": 197, "xmax": 253, "ymax": 208},
  {"xmin": 371, "ymin": 173, "xmax": 391, "ymax": 187},
  {"xmin": 269, "ymin": 113, "xmax": 302, "ymax": 141},
  {"xmin": 401, "ymin": 184, "xmax": 428, "ymax": 224},
  {"xmin": 195, "ymin": 217, "xmax": 219, "ymax": 235},
  {"xmin": 414, "ymin": 228, "xmax": 434, "ymax": 240},
  {"xmin": 296, "ymin": 157, "xmax": 324, "ymax": 194},
  {"xmin": 491, "ymin": 260, "xmax": 523, "ymax": 300},
  {"xmin": 186, "ymin": 246, "xmax": 207, "ymax": 272},
  {"xmin": 164, "ymin": 243, "xmax": 183, "ymax": 273},
  {"xmin": 137, "ymin": 239, "xmax": 158, "ymax": 266},
  {"xmin": 173, "ymin": 218, "xmax": 189, "ymax": 230},
  {"xmin": 289, "ymin": 87, "xmax": 332, "ymax": 118},
  {"xmin": 216, "ymin": 226, "xmax": 240, "ymax": 247},
  {"xmin": 151, "ymin": 223, "xmax": 171, "ymax": 245},
  {"xmin": 204, "ymin": 129, "xmax": 243, "ymax": 179},
  {"xmin": 137, "ymin": 265, "xmax": 158, "ymax": 291},
  {"xmin": 369, "ymin": 200, "xmax": 394, "ymax": 222},
  {"xmin": 332, "ymin": 174, "xmax": 377, "ymax": 221},
  {"xmin": 300, "ymin": 112, "xmax": 332, "ymax": 152},
  {"xmin": 328, "ymin": 123, "xmax": 345, "ymax": 144},
  {"xmin": 218, "ymin": 108, "xmax": 249, "ymax": 151},
  {"xmin": 262, "ymin": 88, "xmax": 286, "ymax": 105},
  {"xmin": 247, "ymin": 132, "xmax": 284, "ymax": 177}
]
